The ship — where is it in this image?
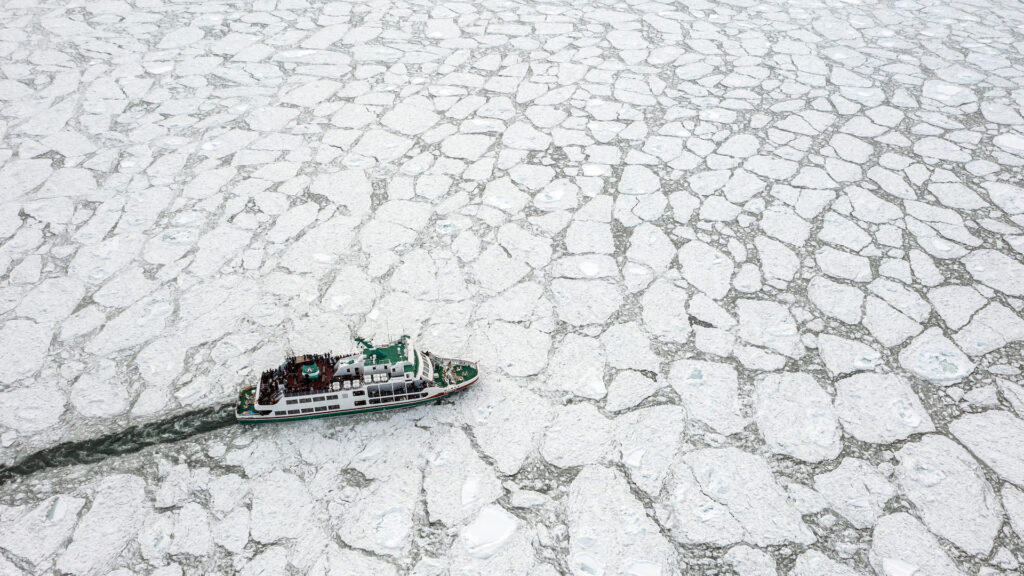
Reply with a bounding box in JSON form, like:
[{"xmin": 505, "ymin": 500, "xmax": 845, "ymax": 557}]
[{"xmin": 236, "ymin": 335, "xmax": 479, "ymax": 423}]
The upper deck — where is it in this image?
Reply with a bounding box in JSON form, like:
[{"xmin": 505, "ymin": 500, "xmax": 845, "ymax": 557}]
[
  {"xmin": 360, "ymin": 339, "xmax": 410, "ymax": 366},
  {"xmin": 254, "ymin": 336, "xmax": 432, "ymax": 408}
]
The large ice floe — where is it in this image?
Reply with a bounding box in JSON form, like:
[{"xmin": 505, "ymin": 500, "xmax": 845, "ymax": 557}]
[{"xmin": 2, "ymin": 0, "xmax": 1024, "ymax": 574}]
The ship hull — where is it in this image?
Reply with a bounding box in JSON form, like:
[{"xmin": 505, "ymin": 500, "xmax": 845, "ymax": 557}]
[{"xmin": 236, "ymin": 374, "xmax": 478, "ymax": 423}]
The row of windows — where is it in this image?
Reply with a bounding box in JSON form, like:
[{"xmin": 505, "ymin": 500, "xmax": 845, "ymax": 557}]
[
  {"xmin": 286, "ymin": 394, "xmax": 340, "ymax": 406},
  {"xmin": 369, "ymin": 392, "xmax": 429, "ymax": 404},
  {"xmin": 419, "ymin": 351, "xmax": 433, "ymax": 380},
  {"xmin": 274, "ymin": 392, "xmax": 430, "ymax": 416},
  {"xmin": 366, "ymin": 382, "xmax": 425, "ymax": 398},
  {"xmin": 276, "ymin": 404, "xmax": 342, "ymax": 416},
  {"xmin": 352, "ymin": 392, "xmax": 427, "ymax": 407}
]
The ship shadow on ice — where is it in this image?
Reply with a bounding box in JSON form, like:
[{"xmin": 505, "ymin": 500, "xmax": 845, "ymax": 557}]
[{"xmin": 0, "ymin": 403, "xmax": 236, "ymax": 486}]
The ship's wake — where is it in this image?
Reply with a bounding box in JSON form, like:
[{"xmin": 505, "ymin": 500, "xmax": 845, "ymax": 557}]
[{"xmin": 0, "ymin": 403, "xmax": 236, "ymax": 485}]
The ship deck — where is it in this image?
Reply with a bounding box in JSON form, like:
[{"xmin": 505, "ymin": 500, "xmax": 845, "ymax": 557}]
[
  {"xmin": 431, "ymin": 357, "xmax": 478, "ymax": 387},
  {"xmin": 257, "ymin": 353, "xmax": 339, "ymax": 406}
]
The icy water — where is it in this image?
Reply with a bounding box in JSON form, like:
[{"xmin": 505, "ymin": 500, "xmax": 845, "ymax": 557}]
[
  {"xmin": 0, "ymin": 403, "xmax": 236, "ymax": 485},
  {"xmin": 2, "ymin": 0, "xmax": 1024, "ymax": 574}
]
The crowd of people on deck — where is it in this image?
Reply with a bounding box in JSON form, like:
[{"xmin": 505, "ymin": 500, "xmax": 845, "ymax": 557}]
[{"xmin": 257, "ymin": 352, "xmax": 341, "ymax": 405}]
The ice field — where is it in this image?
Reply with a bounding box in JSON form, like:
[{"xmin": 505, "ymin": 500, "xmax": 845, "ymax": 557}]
[{"xmin": 1, "ymin": 0, "xmax": 1024, "ymax": 574}]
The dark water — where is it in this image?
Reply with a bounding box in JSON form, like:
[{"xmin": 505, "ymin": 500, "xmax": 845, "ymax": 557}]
[{"xmin": 0, "ymin": 403, "xmax": 236, "ymax": 485}]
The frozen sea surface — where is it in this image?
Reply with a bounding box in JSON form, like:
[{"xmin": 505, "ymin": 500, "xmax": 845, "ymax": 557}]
[{"xmin": 1, "ymin": 0, "xmax": 1024, "ymax": 574}]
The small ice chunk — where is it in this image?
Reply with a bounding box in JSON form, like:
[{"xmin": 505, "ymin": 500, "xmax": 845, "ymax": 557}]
[
  {"xmin": 807, "ymin": 275, "xmax": 864, "ymax": 324},
  {"xmin": 717, "ymin": 134, "xmax": 760, "ymax": 158},
  {"xmin": 927, "ymin": 285, "xmax": 987, "ymax": 330},
  {"xmin": 814, "ymin": 458, "xmax": 895, "ymax": 528},
  {"xmin": 472, "ymin": 245, "xmax": 530, "ymax": 293},
  {"xmin": 0, "ymin": 159, "xmax": 52, "ymax": 203},
  {"xmin": 502, "ymin": 122, "xmax": 550, "ymax": 150},
  {"xmin": 541, "ymin": 403, "xmax": 613, "ymax": 467},
  {"xmin": 678, "ymin": 240, "xmax": 735, "ymax": 299},
  {"xmin": 600, "ymin": 322, "xmax": 660, "ymax": 372},
  {"xmin": 250, "ymin": 471, "xmax": 315, "ymax": 543},
  {"xmin": 868, "ymin": 278, "xmax": 931, "ymax": 323},
  {"xmin": 0, "ymin": 495, "xmax": 86, "ymax": 567},
  {"xmin": 641, "ymin": 279, "xmax": 691, "ymax": 343},
  {"xmin": 869, "ymin": 513, "xmax": 963, "ymax": 576},
  {"xmin": 534, "ymin": 178, "xmax": 579, "ymax": 211},
  {"xmin": 618, "ymin": 165, "xmax": 661, "ymax": 195},
  {"xmin": 213, "ymin": 508, "xmax": 249, "ymax": 554},
  {"xmin": 565, "ymin": 220, "xmax": 614, "ymax": 254},
  {"xmin": 760, "ymin": 205, "xmax": 810, "ymax": 246},
  {"xmin": 863, "ymin": 296, "xmax": 922, "ymax": 347},
  {"xmin": 18, "ymin": 277, "xmax": 85, "ymax": 323},
  {"xmin": 816, "ymin": 334, "xmax": 881, "ymax": 377},
  {"xmin": 614, "ymin": 405, "xmax": 686, "ymax": 497},
  {"xmin": 754, "ymin": 372, "xmax": 841, "ymax": 462},
  {"xmin": 424, "ymin": 428, "xmax": 503, "ymax": 526},
  {"xmin": 338, "ymin": 466, "xmax": 420, "ymax": 557},
  {"xmin": 568, "ymin": 466, "xmax": 678, "ymax": 575},
  {"xmin": 473, "ymin": 321, "xmax": 550, "ymax": 377},
  {"xmin": 737, "ymin": 299, "xmax": 805, "ymax": 358},
  {"xmin": 724, "ymin": 545, "xmax": 776, "ymax": 576},
  {"xmin": 281, "ymin": 78, "xmax": 340, "ymax": 107},
  {"xmin": 658, "ymin": 447, "xmax": 815, "ymax": 546},
  {"xmin": 170, "ymin": 502, "xmax": 211, "ymax": 557},
  {"xmin": 627, "ymin": 223, "xmax": 675, "ymax": 271},
  {"xmin": 895, "ymin": 435, "xmax": 1002, "ymax": 555},
  {"xmin": 1005, "ymin": 485, "xmax": 1024, "ymax": 541},
  {"xmin": 922, "ymin": 80, "xmax": 976, "ymax": 106},
  {"xmin": 982, "ymin": 182, "xmax": 1024, "ymax": 215},
  {"xmin": 312, "ymin": 545, "xmax": 398, "ymax": 576},
  {"xmin": 0, "ymin": 319, "xmax": 52, "ymax": 384},
  {"xmin": 949, "ymin": 410, "xmax": 1024, "ymax": 487},
  {"xmin": 898, "ymin": 327, "xmax": 974, "ymax": 384},
  {"xmin": 440, "ymin": 134, "xmax": 493, "ymax": 160},
  {"xmin": 0, "ymin": 384, "xmax": 66, "ymax": 432},
  {"xmin": 659, "ymin": 463, "xmax": 743, "ymax": 546},
  {"xmin": 816, "ymin": 246, "xmax": 872, "ymax": 282},
  {"xmin": 381, "ymin": 100, "xmax": 440, "ymax": 135},
  {"xmin": 791, "ymin": 550, "xmax": 862, "ymax": 576},
  {"xmin": 834, "ymin": 373, "xmax": 934, "ymax": 443},
  {"xmin": 545, "ymin": 334, "xmax": 606, "ymax": 399},
  {"xmin": 462, "ymin": 505, "xmax": 518, "ymax": 559},
  {"xmin": 953, "ymin": 302, "xmax": 1024, "ymax": 356},
  {"xmin": 159, "ymin": 26, "xmax": 204, "ymax": 49},
  {"xmin": 463, "ymin": 379, "xmax": 553, "ymax": 475},
  {"xmin": 605, "ymin": 371, "xmax": 659, "ymax": 412},
  {"xmin": 352, "ymin": 129, "xmax": 414, "ymax": 162},
  {"xmin": 550, "ymin": 279, "xmax": 623, "ymax": 326},
  {"xmin": 56, "ymin": 475, "xmax": 148, "ymax": 576},
  {"xmin": 962, "ymin": 249, "xmax": 1024, "ymax": 296},
  {"xmin": 668, "ymin": 359, "xmax": 747, "ymax": 435},
  {"xmin": 71, "ymin": 360, "xmax": 129, "ymax": 418},
  {"xmin": 85, "ymin": 291, "xmax": 175, "ymax": 355}
]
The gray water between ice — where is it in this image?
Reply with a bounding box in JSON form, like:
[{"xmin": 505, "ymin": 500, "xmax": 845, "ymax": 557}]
[{"xmin": 0, "ymin": 403, "xmax": 237, "ymax": 485}]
